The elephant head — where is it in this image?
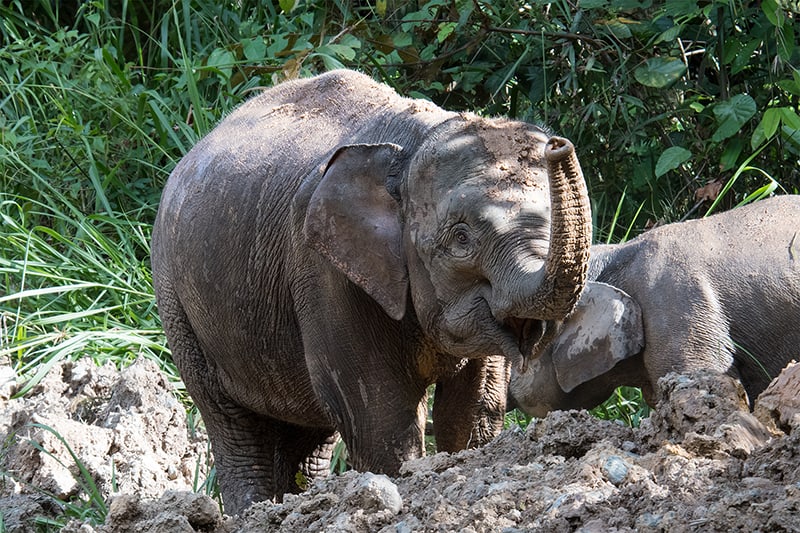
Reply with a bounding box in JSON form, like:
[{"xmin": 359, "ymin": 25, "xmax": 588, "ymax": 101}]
[
  {"xmin": 509, "ymin": 280, "xmax": 646, "ymax": 417},
  {"xmin": 304, "ymin": 116, "xmax": 592, "ymax": 367}
]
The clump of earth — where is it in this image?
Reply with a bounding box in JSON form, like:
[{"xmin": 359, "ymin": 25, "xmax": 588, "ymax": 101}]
[{"xmin": 1, "ymin": 357, "xmax": 799, "ymax": 532}]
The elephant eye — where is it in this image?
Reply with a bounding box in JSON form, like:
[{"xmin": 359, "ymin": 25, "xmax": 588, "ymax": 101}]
[{"xmin": 447, "ymin": 223, "xmax": 475, "ymax": 258}]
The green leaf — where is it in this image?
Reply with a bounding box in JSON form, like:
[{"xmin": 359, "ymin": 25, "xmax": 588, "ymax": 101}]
[
  {"xmin": 206, "ymin": 48, "xmax": 235, "ymax": 82},
  {"xmin": 581, "ymin": 0, "xmax": 608, "ymax": 8},
  {"xmin": 242, "ymin": 37, "xmax": 266, "ymax": 61},
  {"xmin": 655, "ymin": 24, "xmax": 682, "ymax": 45},
  {"xmin": 778, "ymin": 23, "xmax": 794, "ymax": 62},
  {"xmin": 761, "ymin": 0, "xmax": 782, "ymax": 27},
  {"xmin": 634, "ymin": 57, "xmax": 687, "ymax": 88},
  {"xmin": 761, "ymin": 108, "xmax": 783, "ymax": 140},
  {"xmin": 313, "ymin": 53, "xmax": 346, "ymax": 70},
  {"xmin": 719, "ymin": 137, "xmax": 745, "ymax": 171},
  {"xmin": 601, "ymin": 18, "xmax": 633, "ymax": 39},
  {"xmin": 317, "ymin": 43, "xmax": 357, "ymax": 61},
  {"xmin": 279, "ymin": 0, "xmax": 296, "ymax": 13},
  {"xmin": 729, "ymin": 39, "xmax": 761, "ymax": 75},
  {"xmin": 712, "ymin": 94, "xmax": 757, "ymax": 142},
  {"xmin": 780, "ymin": 107, "xmax": 800, "ymax": 130},
  {"xmin": 437, "ymin": 22, "xmax": 457, "ymax": 43},
  {"xmin": 655, "ymin": 146, "xmax": 691, "ymax": 177},
  {"xmin": 664, "ymin": 0, "xmax": 699, "ymax": 18}
]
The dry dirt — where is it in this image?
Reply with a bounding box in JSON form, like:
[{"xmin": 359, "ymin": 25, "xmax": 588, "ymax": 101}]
[{"xmin": 1, "ymin": 357, "xmax": 799, "ymax": 532}]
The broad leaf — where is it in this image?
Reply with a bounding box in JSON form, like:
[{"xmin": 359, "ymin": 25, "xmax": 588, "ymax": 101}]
[
  {"xmin": 206, "ymin": 48, "xmax": 235, "ymax": 81},
  {"xmin": 712, "ymin": 94, "xmax": 757, "ymax": 142},
  {"xmin": 279, "ymin": 0, "xmax": 296, "ymax": 13},
  {"xmin": 242, "ymin": 38, "xmax": 266, "ymax": 61},
  {"xmin": 437, "ymin": 22, "xmax": 457, "ymax": 43},
  {"xmin": 655, "ymin": 146, "xmax": 691, "ymax": 177},
  {"xmin": 634, "ymin": 57, "xmax": 686, "ymax": 88},
  {"xmin": 761, "ymin": 108, "xmax": 783, "ymax": 140}
]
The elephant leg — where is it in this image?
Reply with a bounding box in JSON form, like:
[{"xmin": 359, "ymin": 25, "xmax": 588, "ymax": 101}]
[
  {"xmin": 433, "ymin": 355, "xmax": 510, "ymax": 452},
  {"xmin": 303, "ymin": 326, "xmax": 427, "ymax": 473},
  {"xmin": 202, "ymin": 405, "xmax": 338, "ymax": 513},
  {"xmin": 294, "ymin": 272, "xmax": 429, "ymax": 475},
  {"xmin": 156, "ymin": 281, "xmax": 333, "ymax": 513},
  {"xmin": 309, "ymin": 363, "xmax": 428, "ymax": 475},
  {"xmin": 294, "ymin": 428, "xmax": 338, "ymax": 488}
]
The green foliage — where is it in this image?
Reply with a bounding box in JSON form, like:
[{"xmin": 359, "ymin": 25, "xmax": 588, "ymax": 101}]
[
  {"xmin": 591, "ymin": 386, "xmax": 652, "ymax": 428},
  {"xmin": 0, "ymin": 190, "xmax": 178, "ymax": 395},
  {"xmin": 505, "ymin": 408, "xmax": 533, "ymax": 430}
]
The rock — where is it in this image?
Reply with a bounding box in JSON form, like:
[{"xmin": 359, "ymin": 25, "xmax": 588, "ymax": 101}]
[
  {"xmin": 754, "ymin": 360, "xmax": 800, "ymax": 434},
  {"xmin": 3, "ymin": 360, "xmax": 800, "ymax": 532},
  {"xmin": 0, "ymin": 365, "xmax": 16, "ymax": 400},
  {"xmin": 602, "ymin": 456, "xmax": 630, "ymax": 486},
  {"xmin": 0, "ymin": 495, "xmax": 49, "ymax": 533},
  {"xmin": 0, "ymin": 358, "xmax": 211, "ymax": 531},
  {"xmin": 345, "ymin": 472, "xmax": 402, "ymax": 514}
]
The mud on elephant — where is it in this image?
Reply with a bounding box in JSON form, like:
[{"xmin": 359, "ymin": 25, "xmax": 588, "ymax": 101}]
[
  {"xmin": 151, "ymin": 70, "xmax": 593, "ymax": 514},
  {"xmin": 510, "ymin": 195, "xmax": 800, "ymax": 419}
]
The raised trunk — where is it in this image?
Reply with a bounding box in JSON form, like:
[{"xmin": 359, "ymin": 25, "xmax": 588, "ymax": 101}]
[
  {"xmin": 530, "ymin": 136, "xmax": 593, "ymax": 320},
  {"xmin": 494, "ymin": 137, "xmax": 592, "ymax": 367}
]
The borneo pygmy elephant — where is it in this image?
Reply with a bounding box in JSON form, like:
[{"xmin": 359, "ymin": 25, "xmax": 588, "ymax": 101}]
[
  {"xmin": 151, "ymin": 69, "xmax": 593, "ymax": 513},
  {"xmin": 510, "ymin": 195, "xmax": 800, "ymax": 418}
]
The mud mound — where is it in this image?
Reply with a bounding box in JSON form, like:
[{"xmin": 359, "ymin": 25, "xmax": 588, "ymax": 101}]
[
  {"xmin": 0, "ymin": 358, "xmax": 211, "ymax": 532},
  {"xmin": 1, "ymin": 359, "xmax": 799, "ymax": 532}
]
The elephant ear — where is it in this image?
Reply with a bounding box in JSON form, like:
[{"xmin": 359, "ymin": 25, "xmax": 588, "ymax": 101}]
[
  {"xmin": 551, "ymin": 281, "xmax": 644, "ymax": 393},
  {"xmin": 304, "ymin": 143, "xmax": 408, "ymax": 320}
]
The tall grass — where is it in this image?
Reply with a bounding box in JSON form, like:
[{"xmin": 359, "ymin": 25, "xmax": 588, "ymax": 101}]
[
  {"xmin": 0, "ymin": 2, "xmax": 223, "ymax": 392},
  {"xmin": 0, "ymin": 188, "xmax": 178, "ymax": 393}
]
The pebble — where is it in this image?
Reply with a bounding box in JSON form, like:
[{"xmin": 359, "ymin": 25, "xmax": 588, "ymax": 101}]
[
  {"xmin": 602, "ymin": 455, "xmax": 629, "ymax": 485},
  {"xmin": 349, "ymin": 472, "xmax": 403, "ymax": 514}
]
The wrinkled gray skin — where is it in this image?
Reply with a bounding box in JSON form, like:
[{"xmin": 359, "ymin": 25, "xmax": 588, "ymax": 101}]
[
  {"xmin": 151, "ymin": 70, "xmax": 592, "ymax": 514},
  {"xmin": 510, "ymin": 195, "xmax": 800, "ymax": 418}
]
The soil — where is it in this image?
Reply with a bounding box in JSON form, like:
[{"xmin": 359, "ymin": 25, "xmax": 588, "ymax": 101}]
[{"xmin": 1, "ymin": 357, "xmax": 799, "ymax": 532}]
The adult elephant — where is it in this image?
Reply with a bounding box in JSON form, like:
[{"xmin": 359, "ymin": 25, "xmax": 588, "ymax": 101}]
[{"xmin": 151, "ymin": 69, "xmax": 592, "ymax": 514}]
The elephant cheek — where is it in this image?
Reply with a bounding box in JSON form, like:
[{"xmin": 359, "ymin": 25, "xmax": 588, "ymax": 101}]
[
  {"xmin": 405, "ymin": 238, "xmax": 445, "ymax": 332},
  {"xmin": 436, "ymin": 296, "xmax": 502, "ymax": 358}
]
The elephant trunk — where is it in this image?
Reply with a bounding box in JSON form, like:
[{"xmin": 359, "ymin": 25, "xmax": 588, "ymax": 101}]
[
  {"xmin": 494, "ymin": 137, "xmax": 591, "ymax": 367},
  {"xmin": 533, "ymin": 136, "xmax": 593, "ymax": 320},
  {"xmin": 492, "ymin": 136, "xmax": 592, "ymax": 325}
]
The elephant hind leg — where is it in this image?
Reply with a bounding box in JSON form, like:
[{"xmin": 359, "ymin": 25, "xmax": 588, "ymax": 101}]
[
  {"xmin": 203, "ymin": 407, "xmax": 337, "ymax": 514},
  {"xmin": 156, "ymin": 280, "xmax": 336, "ymax": 512},
  {"xmin": 295, "ymin": 429, "xmax": 339, "ymax": 489}
]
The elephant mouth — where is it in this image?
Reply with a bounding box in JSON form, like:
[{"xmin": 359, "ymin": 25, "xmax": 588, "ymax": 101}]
[{"xmin": 504, "ymin": 317, "xmax": 545, "ymax": 363}]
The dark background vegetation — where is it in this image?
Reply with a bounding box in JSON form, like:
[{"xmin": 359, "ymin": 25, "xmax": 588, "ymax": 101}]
[{"xmin": 1, "ymin": 0, "xmax": 798, "ymax": 451}]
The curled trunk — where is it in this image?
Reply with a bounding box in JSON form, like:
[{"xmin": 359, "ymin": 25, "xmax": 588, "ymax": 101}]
[{"xmin": 532, "ymin": 136, "xmax": 593, "ymax": 320}]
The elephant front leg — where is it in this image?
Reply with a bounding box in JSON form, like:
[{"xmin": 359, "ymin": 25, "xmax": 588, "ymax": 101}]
[
  {"xmin": 313, "ymin": 371, "xmax": 429, "ymax": 475},
  {"xmin": 433, "ymin": 355, "xmax": 511, "ymax": 452}
]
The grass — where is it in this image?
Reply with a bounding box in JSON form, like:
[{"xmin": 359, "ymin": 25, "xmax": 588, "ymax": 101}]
[{"xmin": 0, "ymin": 190, "xmax": 179, "ymax": 396}]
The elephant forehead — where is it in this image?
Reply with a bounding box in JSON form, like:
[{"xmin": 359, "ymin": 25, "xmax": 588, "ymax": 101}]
[
  {"xmin": 476, "ymin": 119, "xmax": 550, "ymax": 186},
  {"xmin": 445, "ymin": 185, "xmax": 550, "ymax": 226}
]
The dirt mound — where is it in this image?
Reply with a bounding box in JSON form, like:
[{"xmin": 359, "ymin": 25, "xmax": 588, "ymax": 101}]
[
  {"xmin": 2, "ymin": 359, "xmax": 799, "ymax": 532},
  {"xmin": 0, "ymin": 358, "xmax": 212, "ymax": 532}
]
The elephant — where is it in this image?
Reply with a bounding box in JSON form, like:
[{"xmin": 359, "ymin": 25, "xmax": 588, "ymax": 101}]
[
  {"xmin": 509, "ymin": 195, "xmax": 800, "ymax": 419},
  {"xmin": 150, "ymin": 69, "xmax": 593, "ymax": 513}
]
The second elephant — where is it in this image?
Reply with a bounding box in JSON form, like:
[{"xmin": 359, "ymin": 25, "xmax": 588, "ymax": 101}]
[{"xmin": 511, "ymin": 195, "xmax": 800, "ymax": 417}]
